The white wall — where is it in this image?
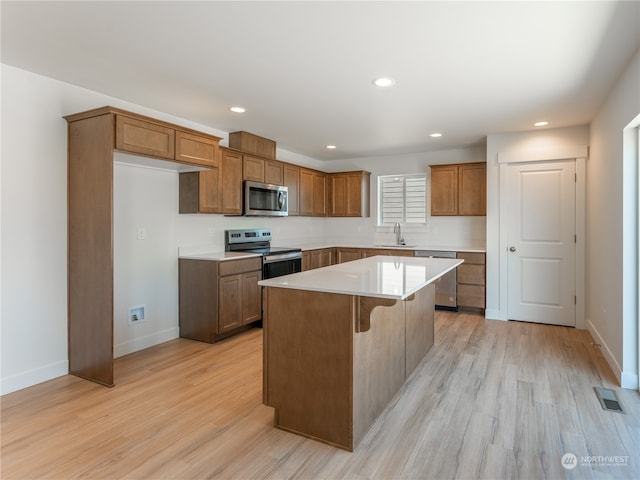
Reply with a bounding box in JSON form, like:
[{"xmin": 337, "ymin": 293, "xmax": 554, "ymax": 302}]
[
  {"xmin": 588, "ymin": 47, "xmax": 639, "ymax": 389},
  {"xmin": 323, "ymin": 148, "xmax": 487, "ymax": 247}
]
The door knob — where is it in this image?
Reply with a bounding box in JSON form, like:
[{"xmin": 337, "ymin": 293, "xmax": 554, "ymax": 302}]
[{"xmin": 509, "ymin": 246, "xmax": 516, "ymax": 252}]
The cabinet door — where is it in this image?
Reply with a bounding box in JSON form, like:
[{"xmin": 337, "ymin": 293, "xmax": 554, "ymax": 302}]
[
  {"xmin": 115, "ymin": 115, "xmax": 175, "ymax": 160},
  {"xmin": 197, "ymin": 168, "xmax": 222, "ymax": 213},
  {"xmin": 221, "ymin": 149, "xmax": 243, "ymax": 214},
  {"xmin": 301, "ymin": 251, "xmax": 311, "ymax": 271},
  {"xmin": 242, "ymin": 270, "xmax": 263, "ymax": 325},
  {"xmin": 265, "ymin": 160, "xmax": 284, "ymax": 185},
  {"xmin": 175, "ymin": 131, "xmax": 219, "ymax": 167},
  {"xmin": 313, "ymin": 173, "xmax": 328, "ymax": 216},
  {"xmin": 330, "ymin": 174, "xmax": 346, "ymax": 216},
  {"xmin": 218, "ymin": 274, "xmax": 242, "ymax": 333},
  {"xmin": 458, "ymin": 163, "xmax": 486, "ymax": 216},
  {"xmin": 311, "ymin": 248, "xmax": 332, "ymax": 269},
  {"xmin": 299, "ymin": 168, "xmax": 314, "ymax": 216},
  {"xmin": 346, "ymin": 172, "xmax": 369, "ymax": 217},
  {"xmin": 430, "ymin": 165, "xmax": 458, "ymax": 216},
  {"xmin": 283, "ymin": 164, "xmax": 300, "ymax": 216},
  {"xmin": 243, "ymin": 154, "xmax": 265, "ymax": 182},
  {"xmin": 336, "ymin": 248, "xmax": 361, "ymax": 263}
]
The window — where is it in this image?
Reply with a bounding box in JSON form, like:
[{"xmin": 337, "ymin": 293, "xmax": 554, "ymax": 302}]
[{"xmin": 377, "ymin": 174, "xmax": 427, "ymax": 226}]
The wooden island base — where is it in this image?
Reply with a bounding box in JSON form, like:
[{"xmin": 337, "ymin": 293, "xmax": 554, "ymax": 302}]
[{"xmin": 262, "ymin": 284, "xmax": 435, "ymax": 451}]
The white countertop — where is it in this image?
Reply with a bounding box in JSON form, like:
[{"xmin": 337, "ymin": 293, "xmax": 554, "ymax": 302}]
[
  {"xmin": 289, "ymin": 242, "xmax": 485, "ymax": 253},
  {"xmin": 259, "ymin": 256, "xmax": 463, "ymax": 300},
  {"xmin": 178, "ymin": 251, "xmax": 261, "ymax": 261}
]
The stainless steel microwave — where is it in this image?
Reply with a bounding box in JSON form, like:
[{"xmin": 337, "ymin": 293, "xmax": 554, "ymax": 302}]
[{"xmin": 244, "ymin": 181, "xmax": 288, "ymax": 216}]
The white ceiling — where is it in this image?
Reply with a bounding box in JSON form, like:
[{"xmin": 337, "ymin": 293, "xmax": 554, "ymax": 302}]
[{"xmin": 2, "ymin": 1, "xmax": 639, "ymax": 161}]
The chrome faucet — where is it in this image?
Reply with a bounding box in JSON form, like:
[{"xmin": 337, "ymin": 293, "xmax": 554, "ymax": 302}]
[{"xmin": 393, "ymin": 222, "xmax": 404, "ymax": 245}]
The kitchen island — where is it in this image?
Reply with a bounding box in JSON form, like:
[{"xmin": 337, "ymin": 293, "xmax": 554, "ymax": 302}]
[{"xmin": 259, "ymin": 255, "xmax": 462, "ymax": 451}]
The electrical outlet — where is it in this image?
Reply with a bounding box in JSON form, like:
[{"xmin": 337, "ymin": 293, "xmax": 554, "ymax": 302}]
[
  {"xmin": 137, "ymin": 227, "xmax": 146, "ymax": 240},
  {"xmin": 208, "ymin": 228, "xmax": 215, "ymax": 237}
]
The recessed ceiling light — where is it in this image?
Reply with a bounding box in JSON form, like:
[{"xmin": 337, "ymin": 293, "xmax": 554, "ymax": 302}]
[
  {"xmin": 534, "ymin": 121, "xmax": 548, "ymax": 127},
  {"xmin": 372, "ymin": 77, "xmax": 395, "ymax": 87},
  {"xmin": 326, "ymin": 145, "xmax": 337, "ymax": 150},
  {"xmin": 430, "ymin": 133, "xmax": 442, "ymax": 138},
  {"xmin": 230, "ymin": 106, "xmax": 246, "ymax": 113}
]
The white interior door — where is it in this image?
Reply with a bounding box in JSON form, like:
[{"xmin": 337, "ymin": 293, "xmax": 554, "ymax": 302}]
[{"xmin": 507, "ymin": 160, "xmax": 576, "ymax": 326}]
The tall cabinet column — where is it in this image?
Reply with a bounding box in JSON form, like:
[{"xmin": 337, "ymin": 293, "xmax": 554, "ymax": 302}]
[{"xmin": 67, "ymin": 112, "xmax": 115, "ymax": 386}]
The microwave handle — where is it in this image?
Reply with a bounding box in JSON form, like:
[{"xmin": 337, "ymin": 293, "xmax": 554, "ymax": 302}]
[{"xmin": 278, "ymin": 191, "xmax": 285, "ymax": 210}]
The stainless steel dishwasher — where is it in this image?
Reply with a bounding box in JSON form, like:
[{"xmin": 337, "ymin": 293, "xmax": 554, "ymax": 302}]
[{"xmin": 415, "ymin": 250, "xmax": 457, "ymax": 310}]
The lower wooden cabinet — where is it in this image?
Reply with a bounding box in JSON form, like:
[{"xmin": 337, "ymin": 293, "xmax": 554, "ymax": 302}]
[
  {"xmin": 179, "ymin": 256, "xmax": 262, "ymax": 343},
  {"xmin": 335, "ymin": 247, "xmax": 362, "ymax": 263},
  {"xmin": 302, "ymin": 248, "xmax": 334, "ymax": 271},
  {"xmin": 311, "ymin": 248, "xmax": 333, "ymax": 269},
  {"xmin": 456, "ymin": 252, "xmax": 485, "ymax": 309}
]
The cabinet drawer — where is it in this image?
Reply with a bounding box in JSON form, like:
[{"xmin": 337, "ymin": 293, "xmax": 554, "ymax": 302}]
[
  {"xmin": 458, "ymin": 284, "xmax": 486, "ymax": 308},
  {"xmin": 219, "ymin": 257, "xmax": 262, "ymax": 276},
  {"xmin": 457, "ymin": 264, "xmax": 485, "ymax": 285},
  {"xmin": 456, "ymin": 252, "xmax": 485, "ymax": 264},
  {"xmin": 115, "ymin": 115, "xmax": 175, "ymax": 160},
  {"xmin": 175, "ymin": 131, "xmax": 219, "ymax": 167}
]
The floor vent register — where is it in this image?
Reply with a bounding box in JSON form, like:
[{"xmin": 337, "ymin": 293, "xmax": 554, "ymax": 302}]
[{"xmin": 593, "ymin": 387, "xmax": 625, "ymax": 414}]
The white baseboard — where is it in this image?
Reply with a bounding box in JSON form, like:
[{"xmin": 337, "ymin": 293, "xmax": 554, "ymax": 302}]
[
  {"xmin": 586, "ymin": 320, "xmax": 638, "ymax": 390},
  {"xmin": 484, "ymin": 309, "xmax": 505, "ymax": 320},
  {"xmin": 114, "ymin": 327, "xmax": 179, "ymax": 358},
  {"xmin": 0, "ymin": 360, "xmax": 68, "ymax": 396},
  {"xmin": 621, "ymin": 371, "xmax": 639, "ymax": 390}
]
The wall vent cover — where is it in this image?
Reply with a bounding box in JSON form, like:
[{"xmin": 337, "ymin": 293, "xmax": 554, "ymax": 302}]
[{"xmin": 593, "ymin": 387, "xmax": 625, "ymax": 414}]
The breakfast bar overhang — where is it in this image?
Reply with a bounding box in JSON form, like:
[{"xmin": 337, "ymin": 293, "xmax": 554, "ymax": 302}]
[{"xmin": 259, "ymin": 256, "xmax": 463, "ymax": 451}]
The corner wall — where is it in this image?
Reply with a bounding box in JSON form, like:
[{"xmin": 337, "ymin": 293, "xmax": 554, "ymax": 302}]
[{"xmin": 588, "ymin": 47, "xmax": 639, "ymax": 389}]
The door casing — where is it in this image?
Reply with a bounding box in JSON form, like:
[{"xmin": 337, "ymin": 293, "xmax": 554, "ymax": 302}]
[{"xmin": 497, "ymin": 146, "xmax": 587, "ymax": 328}]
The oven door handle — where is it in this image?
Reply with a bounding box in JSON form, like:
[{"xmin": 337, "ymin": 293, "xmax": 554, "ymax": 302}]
[{"xmin": 263, "ymin": 252, "xmax": 302, "ymax": 264}]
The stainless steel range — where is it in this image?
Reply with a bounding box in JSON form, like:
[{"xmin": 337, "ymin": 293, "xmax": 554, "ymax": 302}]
[{"xmin": 224, "ymin": 228, "xmax": 302, "ymax": 279}]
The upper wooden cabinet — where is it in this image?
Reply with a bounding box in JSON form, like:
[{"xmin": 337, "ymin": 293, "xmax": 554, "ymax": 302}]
[
  {"xmin": 329, "ymin": 171, "xmax": 370, "ymax": 217},
  {"xmin": 243, "ymin": 155, "xmax": 284, "ymax": 185},
  {"xmin": 458, "ymin": 163, "xmax": 486, "ymax": 216},
  {"xmin": 283, "ymin": 164, "xmax": 300, "ymax": 216},
  {"xmin": 313, "ymin": 172, "xmax": 328, "ymax": 216},
  {"xmin": 179, "ymin": 147, "xmax": 242, "ymax": 214},
  {"xmin": 264, "ymin": 160, "xmax": 284, "ymax": 185},
  {"xmin": 111, "ymin": 109, "xmax": 221, "ymax": 167},
  {"xmin": 220, "ymin": 149, "xmax": 243, "ymax": 215},
  {"xmin": 430, "ymin": 162, "xmax": 486, "ymax": 216},
  {"xmin": 229, "ymin": 131, "xmax": 276, "ymax": 159},
  {"xmin": 115, "ymin": 115, "xmax": 175, "ymax": 160},
  {"xmin": 243, "ymin": 154, "xmax": 265, "ymax": 182},
  {"xmin": 175, "ymin": 131, "xmax": 220, "ymax": 168},
  {"xmin": 299, "ymin": 167, "xmax": 327, "ymax": 216}
]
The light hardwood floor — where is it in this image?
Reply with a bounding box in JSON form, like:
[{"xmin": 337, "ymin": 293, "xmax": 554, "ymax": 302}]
[{"xmin": 2, "ymin": 311, "xmax": 639, "ymax": 479}]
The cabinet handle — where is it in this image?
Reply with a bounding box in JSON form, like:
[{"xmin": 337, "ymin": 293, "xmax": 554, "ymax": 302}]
[{"xmin": 509, "ymin": 246, "xmax": 516, "ymax": 252}]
